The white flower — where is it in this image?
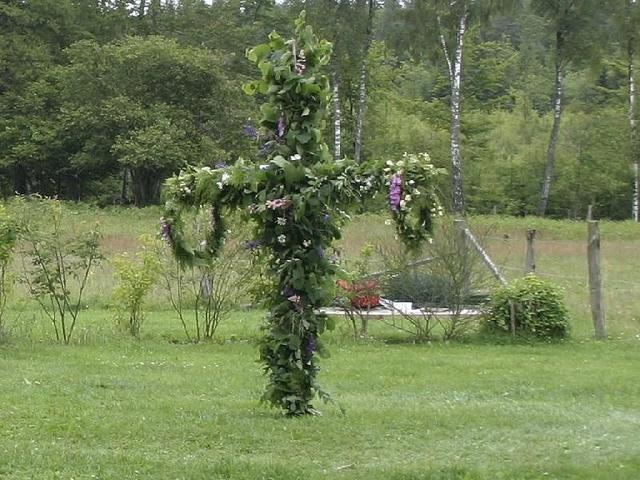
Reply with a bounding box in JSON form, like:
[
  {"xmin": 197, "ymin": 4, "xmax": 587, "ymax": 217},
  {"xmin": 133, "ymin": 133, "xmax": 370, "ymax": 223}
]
[
  {"xmin": 408, "ymin": 180, "xmax": 415, "ymax": 185},
  {"xmin": 400, "ymin": 200, "xmax": 407, "ymax": 209},
  {"xmin": 303, "ymin": 239, "xmax": 311, "ymax": 248},
  {"xmin": 414, "ymin": 190, "xmax": 421, "ymax": 196},
  {"xmin": 216, "ymin": 182, "xmax": 223, "ymax": 189},
  {"xmin": 290, "ymin": 154, "xmax": 301, "ymax": 161},
  {"xmin": 277, "ymin": 234, "xmax": 287, "ymax": 244},
  {"xmin": 384, "ymin": 219, "xmax": 392, "ymax": 225},
  {"xmin": 259, "ymin": 164, "xmax": 270, "ymax": 170},
  {"xmin": 276, "ymin": 217, "xmax": 287, "ymax": 226},
  {"xmin": 404, "ymin": 195, "xmax": 412, "ymax": 202},
  {"xmin": 221, "ymin": 172, "xmax": 231, "ymax": 184},
  {"xmin": 386, "ymin": 160, "xmax": 394, "ymax": 166}
]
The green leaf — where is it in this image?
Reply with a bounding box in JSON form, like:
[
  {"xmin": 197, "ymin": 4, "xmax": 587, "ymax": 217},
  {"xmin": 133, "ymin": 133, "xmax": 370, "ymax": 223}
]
[
  {"xmin": 260, "ymin": 103, "xmax": 278, "ymax": 122},
  {"xmin": 296, "ymin": 132, "xmax": 311, "ymax": 144},
  {"xmin": 242, "ymin": 82, "xmax": 257, "ymax": 95},
  {"xmin": 271, "ymin": 155, "xmax": 289, "ymax": 169}
]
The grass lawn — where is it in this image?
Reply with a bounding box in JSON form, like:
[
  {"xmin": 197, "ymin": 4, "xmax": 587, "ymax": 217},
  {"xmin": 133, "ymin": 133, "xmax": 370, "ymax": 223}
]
[
  {"xmin": 1, "ymin": 311, "xmax": 639, "ymax": 480},
  {"xmin": 2, "ymin": 206, "xmax": 640, "ymax": 478}
]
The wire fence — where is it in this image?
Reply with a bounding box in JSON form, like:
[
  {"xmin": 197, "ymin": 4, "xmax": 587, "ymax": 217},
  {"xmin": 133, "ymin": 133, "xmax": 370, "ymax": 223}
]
[{"xmin": 478, "ymin": 224, "xmax": 640, "ymax": 337}]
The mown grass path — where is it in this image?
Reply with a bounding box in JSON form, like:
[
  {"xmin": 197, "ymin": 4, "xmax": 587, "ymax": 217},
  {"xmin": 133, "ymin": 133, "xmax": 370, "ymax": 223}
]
[{"xmin": 1, "ymin": 330, "xmax": 639, "ymax": 479}]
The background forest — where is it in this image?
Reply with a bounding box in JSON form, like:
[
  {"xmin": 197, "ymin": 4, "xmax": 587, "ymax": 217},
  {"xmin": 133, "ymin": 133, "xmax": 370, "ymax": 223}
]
[{"xmin": 1, "ymin": 0, "xmax": 638, "ymax": 219}]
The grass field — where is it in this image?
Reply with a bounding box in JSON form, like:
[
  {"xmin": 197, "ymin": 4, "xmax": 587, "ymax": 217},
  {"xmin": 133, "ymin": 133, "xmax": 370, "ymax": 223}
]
[
  {"xmin": 1, "ymin": 205, "xmax": 640, "ymax": 479},
  {"xmin": 1, "ymin": 312, "xmax": 640, "ymax": 479}
]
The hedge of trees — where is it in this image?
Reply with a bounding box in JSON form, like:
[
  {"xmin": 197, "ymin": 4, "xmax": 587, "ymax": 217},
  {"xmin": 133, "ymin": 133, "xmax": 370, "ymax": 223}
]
[{"xmin": 1, "ymin": 0, "xmax": 638, "ymax": 219}]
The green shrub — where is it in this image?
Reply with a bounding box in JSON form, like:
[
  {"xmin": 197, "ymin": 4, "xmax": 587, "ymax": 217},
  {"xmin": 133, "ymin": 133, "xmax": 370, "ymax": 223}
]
[
  {"xmin": 112, "ymin": 235, "xmax": 162, "ymax": 338},
  {"xmin": 19, "ymin": 198, "xmax": 102, "ymax": 344},
  {"xmin": 383, "ymin": 269, "xmax": 455, "ymax": 308},
  {"xmin": 0, "ymin": 204, "xmax": 17, "ymax": 338},
  {"xmin": 483, "ymin": 275, "xmax": 569, "ymax": 339}
]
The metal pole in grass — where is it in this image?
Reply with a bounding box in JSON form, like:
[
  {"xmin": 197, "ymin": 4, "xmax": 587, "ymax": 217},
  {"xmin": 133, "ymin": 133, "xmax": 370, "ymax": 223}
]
[
  {"xmin": 525, "ymin": 229, "xmax": 536, "ymax": 274},
  {"xmin": 587, "ymin": 220, "xmax": 606, "ymax": 339}
]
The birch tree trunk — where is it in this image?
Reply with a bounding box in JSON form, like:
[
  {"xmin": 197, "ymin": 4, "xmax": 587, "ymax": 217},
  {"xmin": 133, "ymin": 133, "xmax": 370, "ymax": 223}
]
[
  {"xmin": 630, "ymin": 0, "xmax": 639, "ymax": 221},
  {"xmin": 538, "ymin": 31, "xmax": 564, "ymax": 217},
  {"xmin": 138, "ymin": 0, "xmax": 147, "ymax": 20},
  {"xmin": 354, "ymin": 63, "xmax": 366, "ymax": 163},
  {"xmin": 332, "ymin": 71, "xmax": 342, "ymax": 161},
  {"xmin": 354, "ymin": 0, "xmax": 375, "ymax": 164},
  {"xmin": 450, "ymin": 11, "xmax": 468, "ymax": 215}
]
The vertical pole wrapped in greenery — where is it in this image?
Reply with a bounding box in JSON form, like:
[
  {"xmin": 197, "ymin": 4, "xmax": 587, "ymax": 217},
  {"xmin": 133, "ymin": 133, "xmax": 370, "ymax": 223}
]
[
  {"xmin": 243, "ymin": 14, "xmax": 338, "ymax": 415},
  {"xmin": 162, "ymin": 13, "xmax": 442, "ymax": 415}
]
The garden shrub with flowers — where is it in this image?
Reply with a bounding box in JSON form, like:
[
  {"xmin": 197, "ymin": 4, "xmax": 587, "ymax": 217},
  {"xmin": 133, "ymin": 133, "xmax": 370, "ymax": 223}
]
[{"xmin": 161, "ymin": 13, "xmax": 443, "ymax": 415}]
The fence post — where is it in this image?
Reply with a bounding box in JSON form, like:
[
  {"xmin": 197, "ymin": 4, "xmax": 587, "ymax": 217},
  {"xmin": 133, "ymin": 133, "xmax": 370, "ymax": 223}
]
[
  {"xmin": 587, "ymin": 220, "xmax": 606, "ymax": 339},
  {"xmin": 525, "ymin": 229, "xmax": 536, "ymax": 274}
]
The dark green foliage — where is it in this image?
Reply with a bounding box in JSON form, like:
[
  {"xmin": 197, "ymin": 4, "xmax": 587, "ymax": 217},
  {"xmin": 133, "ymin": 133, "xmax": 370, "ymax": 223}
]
[
  {"xmin": 383, "ymin": 270, "xmax": 456, "ymax": 308},
  {"xmin": 484, "ymin": 274, "xmax": 570, "ymax": 339},
  {"xmin": 0, "ymin": 0, "xmax": 638, "ymax": 219},
  {"xmin": 162, "ymin": 14, "xmax": 441, "ymax": 415}
]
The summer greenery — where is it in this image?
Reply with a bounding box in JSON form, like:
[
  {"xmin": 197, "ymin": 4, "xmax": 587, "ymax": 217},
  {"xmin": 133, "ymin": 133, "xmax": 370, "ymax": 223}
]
[
  {"xmin": 162, "ymin": 13, "xmax": 442, "ymax": 415},
  {"xmin": 483, "ymin": 274, "xmax": 570, "ymax": 339}
]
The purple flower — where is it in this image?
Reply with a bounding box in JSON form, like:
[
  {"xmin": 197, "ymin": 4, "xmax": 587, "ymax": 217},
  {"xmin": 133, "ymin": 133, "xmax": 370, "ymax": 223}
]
[
  {"xmin": 243, "ymin": 238, "xmax": 263, "ymax": 251},
  {"xmin": 160, "ymin": 218, "xmax": 172, "ymax": 244},
  {"xmin": 389, "ymin": 173, "xmax": 403, "ymax": 212},
  {"xmin": 258, "ymin": 142, "xmax": 273, "ymax": 157},
  {"xmin": 214, "ymin": 162, "xmax": 227, "ymax": 169},
  {"xmin": 276, "ymin": 115, "xmax": 286, "ymax": 139},
  {"xmin": 282, "ymin": 285, "xmax": 296, "ymax": 298},
  {"xmin": 302, "ymin": 333, "xmax": 316, "ymax": 364},
  {"xmin": 243, "ymin": 123, "xmax": 258, "ymax": 140},
  {"xmin": 322, "ymin": 213, "xmax": 330, "ymax": 223}
]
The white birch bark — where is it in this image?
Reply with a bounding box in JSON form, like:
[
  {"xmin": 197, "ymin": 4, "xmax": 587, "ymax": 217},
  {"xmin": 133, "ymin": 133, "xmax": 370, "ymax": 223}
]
[
  {"xmin": 630, "ymin": 0, "xmax": 639, "ymax": 221},
  {"xmin": 354, "ymin": 62, "xmax": 366, "ymax": 163},
  {"xmin": 354, "ymin": 0, "xmax": 375, "ymax": 164},
  {"xmin": 332, "ymin": 71, "xmax": 342, "ymax": 161},
  {"xmin": 538, "ymin": 31, "xmax": 564, "ymax": 217},
  {"xmin": 450, "ymin": 10, "xmax": 468, "ymax": 215}
]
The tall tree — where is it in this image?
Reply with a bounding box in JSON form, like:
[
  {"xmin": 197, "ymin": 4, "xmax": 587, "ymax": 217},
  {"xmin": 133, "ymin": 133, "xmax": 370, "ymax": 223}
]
[
  {"xmin": 619, "ymin": 0, "xmax": 640, "ymax": 220},
  {"xmin": 402, "ymin": 0, "xmax": 515, "ymax": 214},
  {"xmin": 353, "ymin": 0, "xmax": 376, "ymax": 163},
  {"xmin": 533, "ymin": 0, "xmax": 604, "ymax": 216}
]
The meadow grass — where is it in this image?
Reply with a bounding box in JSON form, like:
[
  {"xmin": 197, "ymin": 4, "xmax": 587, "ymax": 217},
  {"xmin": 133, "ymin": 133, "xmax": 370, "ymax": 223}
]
[
  {"xmin": 2, "ymin": 206, "xmax": 640, "ymax": 479},
  {"xmin": 1, "ymin": 311, "xmax": 640, "ymax": 480}
]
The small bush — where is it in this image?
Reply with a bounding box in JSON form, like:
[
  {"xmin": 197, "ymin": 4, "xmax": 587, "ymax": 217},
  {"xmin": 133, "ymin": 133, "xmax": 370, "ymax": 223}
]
[
  {"xmin": 483, "ymin": 275, "xmax": 569, "ymax": 339},
  {"xmin": 112, "ymin": 235, "xmax": 162, "ymax": 337},
  {"xmin": 383, "ymin": 270, "xmax": 455, "ymax": 308},
  {"xmin": 0, "ymin": 205, "xmax": 17, "ymax": 338},
  {"xmin": 19, "ymin": 198, "xmax": 102, "ymax": 343}
]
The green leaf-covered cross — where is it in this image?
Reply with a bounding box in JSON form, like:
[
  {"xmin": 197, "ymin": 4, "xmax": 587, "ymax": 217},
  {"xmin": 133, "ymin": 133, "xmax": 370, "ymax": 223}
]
[{"xmin": 162, "ymin": 13, "xmax": 443, "ymax": 416}]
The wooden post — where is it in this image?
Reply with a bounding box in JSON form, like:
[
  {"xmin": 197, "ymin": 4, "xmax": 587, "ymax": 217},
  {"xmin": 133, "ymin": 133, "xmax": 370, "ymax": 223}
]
[
  {"xmin": 587, "ymin": 204, "xmax": 593, "ymax": 221},
  {"xmin": 587, "ymin": 220, "xmax": 606, "ymax": 339},
  {"xmin": 525, "ymin": 229, "xmax": 536, "ymax": 274}
]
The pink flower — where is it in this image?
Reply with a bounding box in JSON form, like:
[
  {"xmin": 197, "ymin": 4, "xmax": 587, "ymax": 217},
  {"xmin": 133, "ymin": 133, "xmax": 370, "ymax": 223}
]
[{"xmin": 266, "ymin": 198, "xmax": 291, "ymax": 210}]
